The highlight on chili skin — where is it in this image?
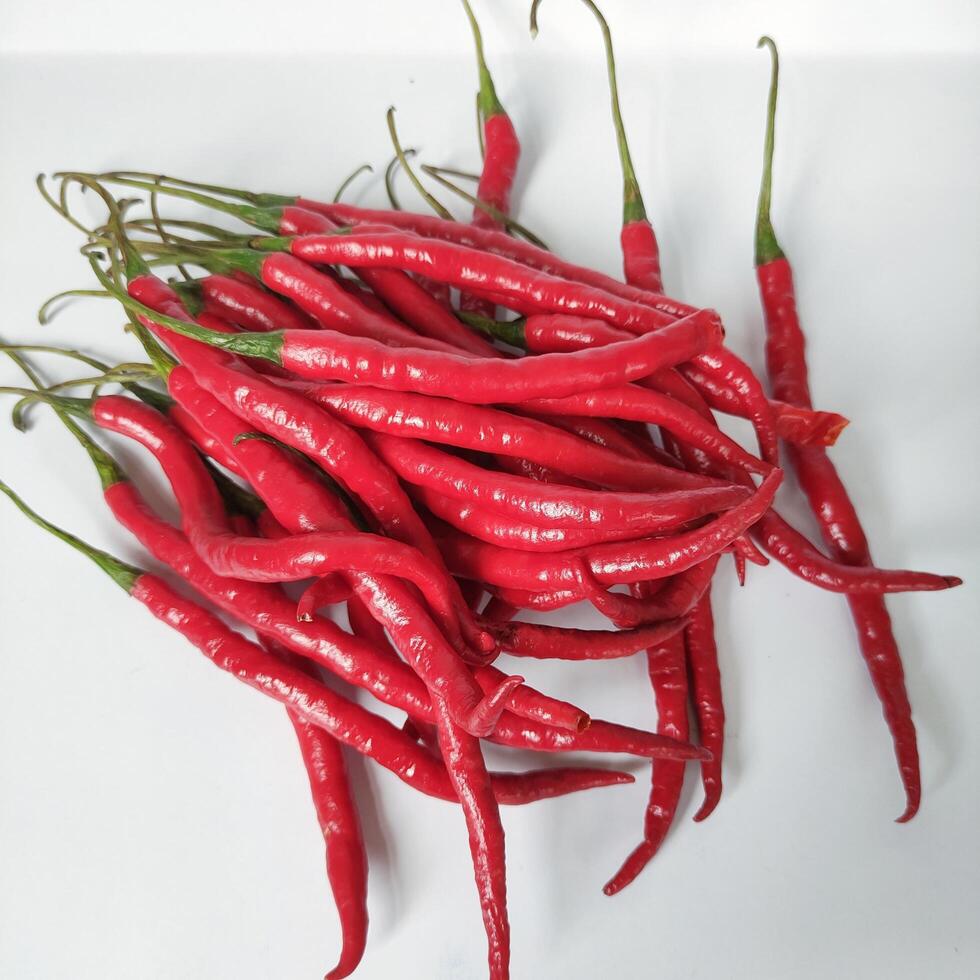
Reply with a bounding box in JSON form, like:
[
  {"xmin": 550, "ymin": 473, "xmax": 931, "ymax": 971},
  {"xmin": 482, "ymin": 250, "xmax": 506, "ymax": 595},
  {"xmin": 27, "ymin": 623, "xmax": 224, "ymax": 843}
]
[{"xmin": 1, "ymin": 6, "xmax": 963, "ymax": 980}]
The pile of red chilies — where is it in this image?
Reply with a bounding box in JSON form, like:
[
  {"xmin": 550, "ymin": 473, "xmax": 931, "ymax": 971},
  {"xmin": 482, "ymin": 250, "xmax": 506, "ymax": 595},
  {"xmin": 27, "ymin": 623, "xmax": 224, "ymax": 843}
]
[{"xmin": 1, "ymin": 6, "xmax": 961, "ymax": 978}]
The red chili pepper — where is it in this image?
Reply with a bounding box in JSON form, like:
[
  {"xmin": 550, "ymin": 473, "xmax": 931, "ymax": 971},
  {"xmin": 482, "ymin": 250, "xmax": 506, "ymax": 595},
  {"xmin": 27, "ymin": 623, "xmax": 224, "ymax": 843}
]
[
  {"xmin": 532, "ymin": 0, "xmax": 663, "ymax": 292},
  {"xmin": 436, "ymin": 468, "xmax": 781, "ymax": 591},
  {"xmin": 462, "ymin": 0, "xmax": 520, "ymax": 233},
  {"xmin": 684, "ymin": 589, "xmax": 724, "ymax": 821},
  {"xmin": 174, "ymin": 272, "xmax": 320, "ymax": 332},
  {"xmin": 754, "ymin": 38, "xmax": 924, "ymax": 819},
  {"xmin": 432, "ymin": 692, "xmax": 510, "ymax": 980},
  {"xmin": 414, "ymin": 484, "xmax": 700, "ymax": 553},
  {"xmin": 112, "ymin": 261, "xmax": 722, "ymax": 403},
  {"xmin": 365, "ymin": 430, "xmax": 747, "ymax": 530},
  {"xmin": 125, "ymin": 270, "xmax": 494, "ymax": 654},
  {"xmin": 489, "ymin": 312, "xmax": 846, "ymax": 446},
  {"xmin": 603, "ymin": 631, "xmax": 688, "ymax": 895},
  {"xmin": 257, "ymin": 636, "xmax": 368, "ymax": 980},
  {"xmin": 488, "ymin": 617, "xmax": 687, "ymax": 660},
  {"xmin": 292, "ymin": 379, "xmax": 720, "ymax": 493}
]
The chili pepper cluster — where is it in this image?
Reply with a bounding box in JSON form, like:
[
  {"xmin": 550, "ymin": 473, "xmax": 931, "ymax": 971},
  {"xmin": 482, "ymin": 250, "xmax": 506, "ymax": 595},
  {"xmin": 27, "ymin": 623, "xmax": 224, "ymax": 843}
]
[{"xmin": 0, "ymin": 4, "xmax": 961, "ymax": 979}]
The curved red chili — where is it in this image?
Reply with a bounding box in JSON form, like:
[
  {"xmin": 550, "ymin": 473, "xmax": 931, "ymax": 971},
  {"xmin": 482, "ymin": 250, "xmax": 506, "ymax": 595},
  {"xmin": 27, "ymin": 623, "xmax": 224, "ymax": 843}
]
[{"xmin": 488, "ymin": 617, "xmax": 687, "ymax": 660}]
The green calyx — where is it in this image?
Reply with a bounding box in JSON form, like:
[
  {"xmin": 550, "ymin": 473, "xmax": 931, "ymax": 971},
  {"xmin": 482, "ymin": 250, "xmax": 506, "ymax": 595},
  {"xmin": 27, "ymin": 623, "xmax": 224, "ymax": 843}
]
[
  {"xmin": 531, "ymin": 0, "xmax": 646, "ymax": 226},
  {"xmin": 89, "ymin": 254, "xmax": 284, "ymax": 364},
  {"xmin": 755, "ymin": 36, "xmax": 785, "ymax": 266},
  {"xmin": 0, "ymin": 478, "xmax": 141, "ymax": 592},
  {"xmin": 458, "ymin": 310, "xmax": 527, "ymax": 348},
  {"xmin": 461, "ymin": 0, "xmax": 507, "ymax": 120}
]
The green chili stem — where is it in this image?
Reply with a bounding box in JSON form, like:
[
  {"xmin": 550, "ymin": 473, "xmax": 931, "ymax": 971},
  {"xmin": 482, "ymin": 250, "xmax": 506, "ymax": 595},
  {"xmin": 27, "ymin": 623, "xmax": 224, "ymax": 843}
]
[
  {"xmin": 386, "ymin": 108, "xmax": 455, "ymax": 220},
  {"xmin": 530, "ymin": 0, "xmax": 646, "ymax": 225},
  {"xmin": 332, "ymin": 163, "xmax": 374, "ymax": 203},
  {"xmin": 0, "ymin": 479, "xmax": 140, "ymax": 590},
  {"xmin": 755, "ymin": 36, "xmax": 785, "ymax": 266},
  {"xmin": 461, "ymin": 0, "xmax": 506, "ymax": 119}
]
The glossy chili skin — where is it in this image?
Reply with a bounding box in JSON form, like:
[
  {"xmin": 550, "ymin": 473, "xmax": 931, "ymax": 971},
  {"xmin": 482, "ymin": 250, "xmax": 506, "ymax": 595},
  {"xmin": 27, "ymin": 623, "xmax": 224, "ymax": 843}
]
[
  {"xmin": 684, "ymin": 590, "xmax": 724, "ymax": 821},
  {"xmin": 621, "ymin": 220, "xmax": 663, "ymax": 294},
  {"xmin": 194, "ymin": 272, "xmax": 319, "ymax": 332},
  {"xmin": 759, "ymin": 257, "xmax": 920, "ymax": 820},
  {"xmin": 258, "ymin": 636, "xmax": 368, "ymax": 980},
  {"xmin": 365, "ymin": 430, "xmax": 748, "ymax": 529},
  {"xmin": 132, "ymin": 274, "xmax": 491, "ymax": 653},
  {"xmin": 488, "ymin": 617, "xmax": 687, "ymax": 661},
  {"xmin": 91, "ymin": 394, "xmax": 464, "ymax": 641},
  {"xmin": 437, "ymin": 468, "xmax": 781, "ymax": 591},
  {"xmin": 296, "ymin": 199, "xmax": 697, "ymax": 319},
  {"xmin": 128, "ymin": 570, "xmax": 467, "ymax": 798},
  {"xmin": 517, "ymin": 313, "xmax": 842, "ymax": 446},
  {"xmin": 285, "ymin": 231, "xmax": 693, "ymax": 331},
  {"xmin": 414, "ymin": 485, "xmax": 697, "ymax": 553},
  {"xmin": 279, "ymin": 203, "xmax": 497, "ymax": 356},
  {"xmin": 603, "ymin": 630, "xmax": 688, "ymax": 895},
  {"xmin": 522, "ymin": 386, "xmax": 772, "ymax": 477},
  {"xmin": 475, "ymin": 112, "xmax": 520, "ymax": 231},
  {"xmin": 292, "ymin": 380, "xmax": 717, "ymax": 493},
  {"xmin": 433, "ymin": 693, "xmax": 510, "ymax": 980}
]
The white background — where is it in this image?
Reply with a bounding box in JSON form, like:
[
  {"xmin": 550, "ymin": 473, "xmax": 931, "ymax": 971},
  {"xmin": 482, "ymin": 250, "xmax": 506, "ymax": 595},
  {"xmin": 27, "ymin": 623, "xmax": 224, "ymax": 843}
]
[{"xmin": 1, "ymin": 2, "xmax": 978, "ymax": 977}]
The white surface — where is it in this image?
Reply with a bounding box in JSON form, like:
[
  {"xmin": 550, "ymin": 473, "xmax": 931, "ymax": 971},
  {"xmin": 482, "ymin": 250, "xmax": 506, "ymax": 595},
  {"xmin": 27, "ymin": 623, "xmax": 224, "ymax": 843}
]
[{"xmin": 1, "ymin": 2, "xmax": 978, "ymax": 978}]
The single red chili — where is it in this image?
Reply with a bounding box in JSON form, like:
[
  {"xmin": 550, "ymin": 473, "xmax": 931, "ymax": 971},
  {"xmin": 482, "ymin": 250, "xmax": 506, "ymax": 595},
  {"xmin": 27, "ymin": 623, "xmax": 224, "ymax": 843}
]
[
  {"xmin": 257, "ymin": 636, "xmax": 368, "ymax": 980},
  {"xmin": 684, "ymin": 589, "xmax": 724, "ymax": 821},
  {"xmin": 755, "ymin": 37, "xmax": 923, "ymax": 819},
  {"xmin": 292, "ymin": 380, "xmax": 720, "ymax": 493},
  {"xmin": 413, "ymin": 484, "xmax": 702, "ymax": 553},
  {"xmin": 487, "ymin": 616, "xmax": 687, "ymax": 661},
  {"xmin": 364, "ymin": 430, "xmax": 747, "ymax": 529},
  {"xmin": 432, "ymin": 692, "xmax": 510, "ymax": 980},
  {"xmin": 173, "ymin": 272, "xmax": 320, "ymax": 332},
  {"xmin": 463, "ymin": 0, "xmax": 520, "ymax": 236},
  {"xmin": 603, "ymin": 630, "xmax": 688, "ymax": 895}
]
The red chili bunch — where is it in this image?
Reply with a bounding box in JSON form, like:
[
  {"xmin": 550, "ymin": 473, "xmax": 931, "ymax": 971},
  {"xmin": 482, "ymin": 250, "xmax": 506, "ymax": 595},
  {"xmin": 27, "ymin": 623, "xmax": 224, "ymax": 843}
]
[{"xmin": 1, "ymin": 5, "xmax": 961, "ymax": 978}]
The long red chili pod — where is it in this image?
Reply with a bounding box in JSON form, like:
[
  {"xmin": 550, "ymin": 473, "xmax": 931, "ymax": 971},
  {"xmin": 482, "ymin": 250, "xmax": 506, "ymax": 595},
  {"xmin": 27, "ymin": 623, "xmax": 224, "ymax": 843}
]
[
  {"xmin": 684, "ymin": 589, "xmax": 724, "ymax": 821},
  {"xmin": 753, "ymin": 37, "xmax": 926, "ymax": 819},
  {"xmin": 366, "ymin": 430, "xmax": 745, "ymax": 529},
  {"xmin": 463, "ymin": 0, "xmax": 520, "ymax": 234},
  {"xmin": 175, "ymin": 273, "xmax": 320, "ymax": 332},
  {"xmin": 433, "ymin": 693, "xmax": 510, "ymax": 980},
  {"xmin": 414, "ymin": 485, "xmax": 698, "ymax": 553},
  {"xmin": 603, "ymin": 630, "xmax": 688, "ymax": 895},
  {"xmin": 292, "ymin": 380, "xmax": 719, "ymax": 493},
  {"xmin": 488, "ymin": 617, "xmax": 687, "ymax": 661},
  {"xmin": 531, "ymin": 0, "xmax": 662, "ymax": 291},
  {"xmin": 257, "ymin": 636, "xmax": 368, "ymax": 980},
  {"xmin": 437, "ymin": 468, "xmax": 781, "ymax": 591}
]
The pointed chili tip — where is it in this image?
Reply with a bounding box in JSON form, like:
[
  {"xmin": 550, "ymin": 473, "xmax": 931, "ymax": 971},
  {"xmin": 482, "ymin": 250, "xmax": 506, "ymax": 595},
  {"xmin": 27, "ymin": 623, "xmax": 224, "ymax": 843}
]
[
  {"xmin": 602, "ymin": 840, "xmax": 654, "ymax": 896},
  {"xmin": 692, "ymin": 789, "xmax": 721, "ymax": 822},
  {"xmin": 895, "ymin": 798, "xmax": 920, "ymax": 823},
  {"xmin": 943, "ymin": 576, "xmax": 963, "ymax": 589},
  {"xmin": 695, "ymin": 746, "xmax": 714, "ymax": 763}
]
